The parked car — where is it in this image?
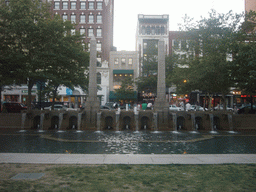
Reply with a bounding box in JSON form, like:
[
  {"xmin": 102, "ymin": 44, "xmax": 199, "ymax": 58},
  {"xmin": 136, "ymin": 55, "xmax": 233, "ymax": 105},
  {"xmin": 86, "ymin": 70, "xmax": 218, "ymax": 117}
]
[
  {"xmin": 3, "ymin": 102, "xmax": 27, "ymax": 113},
  {"xmin": 100, "ymin": 105, "xmax": 111, "ymax": 110},
  {"xmin": 169, "ymin": 105, "xmax": 182, "ymax": 111},
  {"xmin": 44, "ymin": 104, "xmax": 77, "ymax": 111},
  {"xmin": 214, "ymin": 105, "xmax": 233, "ymax": 111},
  {"xmin": 189, "ymin": 105, "xmax": 207, "ymax": 111},
  {"xmin": 237, "ymin": 105, "xmax": 256, "ymax": 114}
]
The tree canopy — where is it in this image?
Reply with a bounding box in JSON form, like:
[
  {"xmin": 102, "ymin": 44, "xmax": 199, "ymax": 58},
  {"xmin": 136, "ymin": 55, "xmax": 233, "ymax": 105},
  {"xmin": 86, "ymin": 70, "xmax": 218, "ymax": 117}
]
[
  {"xmin": 0, "ymin": 0, "xmax": 89, "ymax": 109},
  {"xmin": 169, "ymin": 10, "xmax": 242, "ymax": 108}
]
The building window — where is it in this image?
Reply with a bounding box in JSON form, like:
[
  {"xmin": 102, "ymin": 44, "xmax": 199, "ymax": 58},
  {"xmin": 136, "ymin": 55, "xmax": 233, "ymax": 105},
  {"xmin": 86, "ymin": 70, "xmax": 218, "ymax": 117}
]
[
  {"xmin": 114, "ymin": 58, "xmax": 118, "ymax": 65},
  {"xmin": 88, "ymin": 2, "xmax": 94, "ymax": 9},
  {"xmin": 62, "ymin": 14, "xmax": 68, "ymax": 21},
  {"xmin": 96, "ymin": 28, "xmax": 102, "ymax": 37},
  {"xmin": 97, "ymin": 2, "xmax": 103, "ymax": 10},
  {"xmin": 62, "ymin": 2, "xmax": 68, "ymax": 9},
  {"xmin": 87, "ymin": 43, "xmax": 90, "ymax": 52},
  {"xmin": 71, "ymin": 15, "xmax": 76, "ymax": 23},
  {"xmin": 96, "ymin": 15, "xmax": 102, "ymax": 23},
  {"xmin": 121, "ymin": 58, "xmax": 126, "ymax": 65},
  {"xmin": 71, "ymin": 29, "xmax": 76, "ymax": 35},
  {"xmin": 88, "ymin": 28, "xmax": 94, "ymax": 37},
  {"xmin": 70, "ymin": 2, "xmax": 76, "ymax": 10},
  {"xmin": 80, "ymin": 2, "xmax": 86, "ymax": 9},
  {"xmin": 97, "ymin": 43, "xmax": 102, "ymax": 51},
  {"xmin": 80, "ymin": 15, "xmax": 86, "ymax": 23},
  {"xmin": 97, "ymin": 57, "xmax": 102, "ymax": 67},
  {"xmin": 80, "ymin": 28, "xmax": 85, "ymax": 36},
  {"xmin": 54, "ymin": 2, "xmax": 60, "ymax": 9},
  {"xmin": 161, "ymin": 26, "xmax": 165, "ymax": 35},
  {"xmin": 88, "ymin": 15, "xmax": 94, "ymax": 23},
  {"xmin": 128, "ymin": 58, "xmax": 133, "ymax": 65},
  {"xmin": 97, "ymin": 73, "xmax": 101, "ymax": 84}
]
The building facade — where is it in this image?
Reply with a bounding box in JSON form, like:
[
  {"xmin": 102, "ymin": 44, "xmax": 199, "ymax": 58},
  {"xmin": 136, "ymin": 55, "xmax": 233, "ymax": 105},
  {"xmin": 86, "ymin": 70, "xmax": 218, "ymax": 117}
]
[
  {"xmin": 245, "ymin": 0, "xmax": 256, "ymax": 12},
  {"xmin": 109, "ymin": 51, "xmax": 139, "ymax": 101},
  {"xmin": 136, "ymin": 14, "xmax": 169, "ymax": 76},
  {"xmin": 48, "ymin": 0, "xmax": 114, "ymax": 106}
]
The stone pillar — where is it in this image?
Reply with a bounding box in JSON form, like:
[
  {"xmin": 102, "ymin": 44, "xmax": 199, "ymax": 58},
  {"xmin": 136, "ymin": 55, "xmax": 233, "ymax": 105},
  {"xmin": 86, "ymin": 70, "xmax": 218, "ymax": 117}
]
[
  {"xmin": 154, "ymin": 38, "xmax": 169, "ymax": 111},
  {"xmin": 154, "ymin": 38, "xmax": 169, "ymax": 130},
  {"xmin": 85, "ymin": 35, "xmax": 100, "ymax": 129}
]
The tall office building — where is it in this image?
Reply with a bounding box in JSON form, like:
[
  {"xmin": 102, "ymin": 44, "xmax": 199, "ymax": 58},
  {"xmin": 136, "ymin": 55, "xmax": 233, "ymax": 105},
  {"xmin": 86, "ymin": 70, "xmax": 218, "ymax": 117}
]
[
  {"xmin": 245, "ymin": 0, "xmax": 256, "ymax": 12},
  {"xmin": 136, "ymin": 14, "xmax": 169, "ymax": 76},
  {"xmin": 50, "ymin": 0, "xmax": 114, "ymax": 65}
]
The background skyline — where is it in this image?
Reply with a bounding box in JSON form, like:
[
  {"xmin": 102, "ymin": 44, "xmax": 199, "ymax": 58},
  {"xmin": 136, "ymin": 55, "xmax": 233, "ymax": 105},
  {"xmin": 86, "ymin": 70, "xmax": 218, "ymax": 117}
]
[{"xmin": 113, "ymin": 0, "xmax": 245, "ymax": 51}]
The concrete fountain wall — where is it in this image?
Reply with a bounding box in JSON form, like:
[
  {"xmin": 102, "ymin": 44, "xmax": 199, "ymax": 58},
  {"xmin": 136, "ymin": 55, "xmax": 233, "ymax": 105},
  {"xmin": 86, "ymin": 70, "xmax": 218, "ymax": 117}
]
[{"xmin": 0, "ymin": 109, "xmax": 255, "ymax": 131}]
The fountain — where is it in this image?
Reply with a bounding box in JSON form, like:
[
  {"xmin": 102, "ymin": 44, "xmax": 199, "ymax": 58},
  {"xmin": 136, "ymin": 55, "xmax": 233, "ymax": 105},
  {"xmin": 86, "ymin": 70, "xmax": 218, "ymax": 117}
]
[
  {"xmin": 97, "ymin": 112, "xmax": 102, "ymax": 131},
  {"xmin": 190, "ymin": 113, "xmax": 199, "ymax": 134},
  {"xmin": 38, "ymin": 113, "xmax": 45, "ymax": 132},
  {"xmin": 153, "ymin": 113, "xmax": 158, "ymax": 131},
  {"xmin": 209, "ymin": 114, "xmax": 218, "ymax": 134},
  {"xmin": 20, "ymin": 112, "xmax": 26, "ymax": 131},
  {"xmin": 134, "ymin": 107, "xmax": 139, "ymax": 132},
  {"xmin": 58, "ymin": 113, "xmax": 63, "ymax": 130},
  {"xmin": 172, "ymin": 113, "xmax": 179, "ymax": 134},
  {"xmin": 227, "ymin": 114, "xmax": 236, "ymax": 134},
  {"xmin": 115, "ymin": 110, "xmax": 120, "ymax": 131}
]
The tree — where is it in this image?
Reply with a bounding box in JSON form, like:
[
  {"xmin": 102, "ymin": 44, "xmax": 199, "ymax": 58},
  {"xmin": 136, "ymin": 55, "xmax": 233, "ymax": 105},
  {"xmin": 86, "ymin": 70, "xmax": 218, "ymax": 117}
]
[
  {"xmin": 230, "ymin": 11, "xmax": 256, "ymax": 111},
  {"xmin": 0, "ymin": 0, "xmax": 89, "ymax": 110},
  {"xmin": 38, "ymin": 15, "xmax": 89, "ymax": 108},
  {"xmin": 114, "ymin": 76, "xmax": 136, "ymax": 102},
  {"xmin": 175, "ymin": 10, "xmax": 242, "ymax": 109}
]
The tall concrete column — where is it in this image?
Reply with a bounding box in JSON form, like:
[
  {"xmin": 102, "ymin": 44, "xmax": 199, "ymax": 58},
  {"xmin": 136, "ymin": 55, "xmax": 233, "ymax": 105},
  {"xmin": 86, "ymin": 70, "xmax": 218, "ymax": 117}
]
[
  {"xmin": 85, "ymin": 35, "xmax": 100, "ymax": 129},
  {"xmin": 154, "ymin": 38, "xmax": 169, "ymax": 111},
  {"xmin": 87, "ymin": 35, "xmax": 99, "ymax": 102}
]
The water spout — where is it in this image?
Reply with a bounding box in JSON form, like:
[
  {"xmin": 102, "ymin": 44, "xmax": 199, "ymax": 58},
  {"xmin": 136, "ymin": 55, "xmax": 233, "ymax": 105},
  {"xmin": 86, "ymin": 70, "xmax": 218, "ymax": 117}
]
[
  {"xmin": 227, "ymin": 114, "xmax": 236, "ymax": 133},
  {"xmin": 134, "ymin": 112, "xmax": 139, "ymax": 132},
  {"xmin": 153, "ymin": 113, "xmax": 158, "ymax": 131},
  {"xmin": 58, "ymin": 113, "xmax": 63, "ymax": 130},
  {"xmin": 172, "ymin": 113, "xmax": 177, "ymax": 132},
  {"xmin": 97, "ymin": 112, "xmax": 101, "ymax": 131},
  {"xmin": 39, "ymin": 113, "xmax": 44, "ymax": 131},
  {"xmin": 21, "ymin": 113, "xmax": 26, "ymax": 130},
  {"xmin": 116, "ymin": 111, "xmax": 120, "ymax": 131},
  {"xmin": 77, "ymin": 113, "xmax": 82, "ymax": 130}
]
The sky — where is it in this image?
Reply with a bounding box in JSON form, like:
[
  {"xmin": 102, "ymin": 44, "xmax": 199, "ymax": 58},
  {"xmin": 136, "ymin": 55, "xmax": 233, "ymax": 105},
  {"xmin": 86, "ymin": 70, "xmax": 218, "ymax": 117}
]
[{"xmin": 113, "ymin": 0, "xmax": 245, "ymax": 51}]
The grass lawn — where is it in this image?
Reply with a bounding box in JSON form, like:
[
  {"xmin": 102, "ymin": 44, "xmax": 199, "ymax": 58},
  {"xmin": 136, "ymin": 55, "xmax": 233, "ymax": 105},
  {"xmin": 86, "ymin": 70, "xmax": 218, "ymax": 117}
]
[{"xmin": 0, "ymin": 164, "xmax": 255, "ymax": 191}]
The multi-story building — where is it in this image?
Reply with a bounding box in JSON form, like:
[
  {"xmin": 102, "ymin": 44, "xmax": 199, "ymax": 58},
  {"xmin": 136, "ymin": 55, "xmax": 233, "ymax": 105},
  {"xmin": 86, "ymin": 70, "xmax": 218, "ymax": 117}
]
[
  {"xmin": 245, "ymin": 0, "xmax": 256, "ymax": 12},
  {"xmin": 48, "ymin": 0, "xmax": 114, "ymax": 106},
  {"xmin": 109, "ymin": 51, "xmax": 139, "ymax": 102},
  {"xmin": 136, "ymin": 14, "xmax": 169, "ymax": 76},
  {"xmin": 50, "ymin": 0, "xmax": 114, "ymax": 65}
]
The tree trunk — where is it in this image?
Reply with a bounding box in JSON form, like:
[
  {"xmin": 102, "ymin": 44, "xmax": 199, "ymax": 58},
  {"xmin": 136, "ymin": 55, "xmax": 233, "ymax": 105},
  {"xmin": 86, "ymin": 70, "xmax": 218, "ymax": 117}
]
[{"xmin": 222, "ymin": 93, "xmax": 227, "ymax": 111}]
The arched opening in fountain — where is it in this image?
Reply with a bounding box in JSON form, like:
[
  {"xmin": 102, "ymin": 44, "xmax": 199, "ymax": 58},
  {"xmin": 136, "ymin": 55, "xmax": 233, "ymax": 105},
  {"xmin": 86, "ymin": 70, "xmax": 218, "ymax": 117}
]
[
  {"xmin": 69, "ymin": 116, "xmax": 78, "ymax": 130},
  {"xmin": 50, "ymin": 116, "xmax": 59, "ymax": 130},
  {"xmin": 213, "ymin": 116, "xmax": 220, "ymax": 130},
  {"xmin": 195, "ymin": 116, "xmax": 203, "ymax": 130},
  {"xmin": 105, "ymin": 116, "xmax": 114, "ymax": 130},
  {"xmin": 177, "ymin": 116, "xmax": 185, "ymax": 130},
  {"xmin": 141, "ymin": 116, "xmax": 150, "ymax": 130},
  {"xmin": 33, "ymin": 116, "xmax": 40, "ymax": 130},
  {"xmin": 123, "ymin": 116, "xmax": 131, "ymax": 130}
]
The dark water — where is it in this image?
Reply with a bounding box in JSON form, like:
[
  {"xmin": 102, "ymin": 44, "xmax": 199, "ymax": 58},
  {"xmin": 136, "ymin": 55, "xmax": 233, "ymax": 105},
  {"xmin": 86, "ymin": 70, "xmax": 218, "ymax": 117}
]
[{"xmin": 0, "ymin": 130, "xmax": 256, "ymax": 154}]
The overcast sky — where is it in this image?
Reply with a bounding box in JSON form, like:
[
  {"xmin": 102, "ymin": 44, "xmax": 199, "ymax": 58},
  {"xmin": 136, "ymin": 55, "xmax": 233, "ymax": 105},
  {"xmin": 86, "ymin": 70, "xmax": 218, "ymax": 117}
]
[{"xmin": 113, "ymin": 0, "xmax": 245, "ymax": 51}]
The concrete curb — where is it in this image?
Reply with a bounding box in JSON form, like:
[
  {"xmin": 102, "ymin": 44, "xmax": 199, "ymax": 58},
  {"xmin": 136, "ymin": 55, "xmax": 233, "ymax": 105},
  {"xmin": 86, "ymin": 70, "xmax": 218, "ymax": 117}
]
[{"xmin": 1, "ymin": 153, "xmax": 256, "ymax": 165}]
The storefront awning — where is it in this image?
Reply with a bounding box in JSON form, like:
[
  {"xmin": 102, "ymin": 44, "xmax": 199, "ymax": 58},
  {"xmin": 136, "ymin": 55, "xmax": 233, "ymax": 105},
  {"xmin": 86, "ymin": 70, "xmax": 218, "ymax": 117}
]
[
  {"xmin": 109, "ymin": 91, "xmax": 137, "ymax": 100},
  {"xmin": 113, "ymin": 70, "xmax": 134, "ymax": 74}
]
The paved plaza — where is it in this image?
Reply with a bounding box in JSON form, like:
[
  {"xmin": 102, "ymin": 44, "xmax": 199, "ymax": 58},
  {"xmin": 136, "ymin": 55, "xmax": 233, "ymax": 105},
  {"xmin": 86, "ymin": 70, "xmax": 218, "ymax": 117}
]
[{"xmin": 0, "ymin": 153, "xmax": 255, "ymax": 164}]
